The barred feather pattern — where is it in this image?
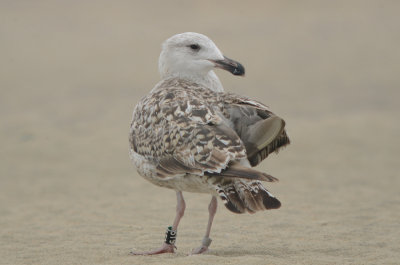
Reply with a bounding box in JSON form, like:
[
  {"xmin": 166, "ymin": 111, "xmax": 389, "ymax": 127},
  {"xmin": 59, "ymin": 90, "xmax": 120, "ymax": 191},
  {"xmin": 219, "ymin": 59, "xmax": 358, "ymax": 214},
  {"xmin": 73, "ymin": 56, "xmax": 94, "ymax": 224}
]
[
  {"xmin": 216, "ymin": 179, "xmax": 281, "ymax": 214},
  {"xmin": 130, "ymin": 78, "xmax": 289, "ymax": 213}
]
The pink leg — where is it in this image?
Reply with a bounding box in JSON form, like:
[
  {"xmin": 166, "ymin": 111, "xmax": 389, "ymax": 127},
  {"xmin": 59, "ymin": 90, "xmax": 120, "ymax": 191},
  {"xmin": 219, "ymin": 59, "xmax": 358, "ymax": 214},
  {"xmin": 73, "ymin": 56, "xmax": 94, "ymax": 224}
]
[
  {"xmin": 191, "ymin": 196, "xmax": 217, "ymax": 254},
  {"xmin": 130, "ymin": 191, "xmax": 186, "ymax": 255}
]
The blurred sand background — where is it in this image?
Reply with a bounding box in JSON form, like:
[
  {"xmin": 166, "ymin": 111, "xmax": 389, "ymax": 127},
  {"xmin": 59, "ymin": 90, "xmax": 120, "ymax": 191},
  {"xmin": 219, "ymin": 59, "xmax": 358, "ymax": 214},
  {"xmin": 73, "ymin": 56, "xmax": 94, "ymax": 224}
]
[{"xmin": 1, "ymin": 1, "xmax": 400, "ymax": 264}]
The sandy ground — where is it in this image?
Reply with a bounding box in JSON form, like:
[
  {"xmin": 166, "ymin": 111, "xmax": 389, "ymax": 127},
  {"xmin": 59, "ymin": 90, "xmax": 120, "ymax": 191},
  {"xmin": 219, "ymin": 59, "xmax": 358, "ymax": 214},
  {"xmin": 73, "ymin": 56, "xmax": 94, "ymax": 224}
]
[{"xmin": 1, "ymin": 1, "xmax": 400, "ymax": 264}]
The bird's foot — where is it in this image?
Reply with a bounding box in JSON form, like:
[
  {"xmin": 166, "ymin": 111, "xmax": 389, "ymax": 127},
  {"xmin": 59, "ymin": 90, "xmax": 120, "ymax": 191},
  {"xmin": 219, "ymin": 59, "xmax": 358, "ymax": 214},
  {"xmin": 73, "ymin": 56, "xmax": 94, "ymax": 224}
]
[
  {"xmin": 130, "ymin": 226, "xmax": 177, "ymax": 255},
  {"xmin": 190, "ymin": 245, "xmax": 209, "ymax": 255},
  {"xmin": 130, "ymin": 243, "xmax": 175, "ymax": 255},
  {"xmin": 190, "ymin": 237, "xmax": 212, "ymax": 255}
]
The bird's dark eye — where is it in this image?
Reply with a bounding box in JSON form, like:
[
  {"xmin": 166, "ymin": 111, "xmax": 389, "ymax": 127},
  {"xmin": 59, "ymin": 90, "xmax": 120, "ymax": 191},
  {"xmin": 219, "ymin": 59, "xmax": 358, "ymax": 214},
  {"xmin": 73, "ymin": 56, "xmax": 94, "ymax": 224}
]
[{"xmin": 189, "ymin": 44, "xmax": 200, "ymax": 51}]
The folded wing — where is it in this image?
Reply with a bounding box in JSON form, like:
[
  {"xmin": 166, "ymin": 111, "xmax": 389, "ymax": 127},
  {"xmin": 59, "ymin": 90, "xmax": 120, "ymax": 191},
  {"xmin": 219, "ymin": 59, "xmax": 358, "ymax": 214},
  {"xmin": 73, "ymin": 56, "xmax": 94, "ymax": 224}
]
[{"xmin": 222, "ymin": 93, "xmax": 290, "ymax": 166}]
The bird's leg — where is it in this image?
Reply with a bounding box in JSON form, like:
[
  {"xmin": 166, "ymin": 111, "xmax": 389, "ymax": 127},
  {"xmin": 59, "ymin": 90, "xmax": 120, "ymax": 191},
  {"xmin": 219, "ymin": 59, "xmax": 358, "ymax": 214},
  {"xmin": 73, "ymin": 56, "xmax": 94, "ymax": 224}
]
[
  {"xmin": 130, "ymin": 191, "xmax": 185, "ymax": 255},
  {"xmin": 191, "ymin": 196, "xmax": 217, "ymax": 254}
]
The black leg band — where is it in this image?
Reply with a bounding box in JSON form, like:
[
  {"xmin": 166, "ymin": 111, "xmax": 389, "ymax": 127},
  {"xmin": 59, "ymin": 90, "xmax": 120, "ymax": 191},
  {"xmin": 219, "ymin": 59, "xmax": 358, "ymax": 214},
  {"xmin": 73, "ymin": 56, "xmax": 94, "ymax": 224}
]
[{"xmin": 165, "ymin": 226, "xmax": 177, "ymax": 245}]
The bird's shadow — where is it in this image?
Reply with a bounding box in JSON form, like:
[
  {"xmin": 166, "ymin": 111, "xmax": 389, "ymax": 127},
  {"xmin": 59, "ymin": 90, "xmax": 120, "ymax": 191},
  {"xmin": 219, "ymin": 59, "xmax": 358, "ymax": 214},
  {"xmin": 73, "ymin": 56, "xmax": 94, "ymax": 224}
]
[
  {"xmin": 205, "ymin": 246, "xmax": 296, "ymax": 258},
  {"xmin": 128, "ymin": 246, "xmax": 296, "ymax": 258}
]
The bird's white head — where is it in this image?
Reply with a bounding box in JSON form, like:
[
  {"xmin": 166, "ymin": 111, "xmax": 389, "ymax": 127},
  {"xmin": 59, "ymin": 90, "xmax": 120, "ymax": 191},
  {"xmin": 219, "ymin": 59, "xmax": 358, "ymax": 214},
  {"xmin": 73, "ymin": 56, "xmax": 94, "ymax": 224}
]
[{"xmin": 158, "ymin": 32, "xmax": 245, "ymax": 92}]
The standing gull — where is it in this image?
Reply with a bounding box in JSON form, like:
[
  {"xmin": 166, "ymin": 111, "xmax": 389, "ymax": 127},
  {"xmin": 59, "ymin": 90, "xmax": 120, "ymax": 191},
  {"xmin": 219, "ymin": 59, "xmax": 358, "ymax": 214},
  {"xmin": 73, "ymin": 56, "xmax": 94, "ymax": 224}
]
[{"xmin": 129, "ymin": 32, "xmax": 290, "ymax": 255}]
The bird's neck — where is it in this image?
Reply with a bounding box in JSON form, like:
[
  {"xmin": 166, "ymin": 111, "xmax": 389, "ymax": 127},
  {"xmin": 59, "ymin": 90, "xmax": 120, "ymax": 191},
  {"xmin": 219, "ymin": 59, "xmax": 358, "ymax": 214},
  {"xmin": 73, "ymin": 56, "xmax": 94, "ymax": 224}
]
[{"xmin": 162, "ymin": 70, "xmax": 224, "ymax": 92}]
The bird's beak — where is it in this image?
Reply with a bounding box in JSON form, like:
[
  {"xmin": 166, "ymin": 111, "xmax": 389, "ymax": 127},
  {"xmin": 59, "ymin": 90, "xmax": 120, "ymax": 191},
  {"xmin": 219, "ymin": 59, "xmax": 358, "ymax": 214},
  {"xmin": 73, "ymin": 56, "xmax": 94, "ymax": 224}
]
[{"xmin": 212, "ymin": 56, "xmax": 245, "ymax": 76}]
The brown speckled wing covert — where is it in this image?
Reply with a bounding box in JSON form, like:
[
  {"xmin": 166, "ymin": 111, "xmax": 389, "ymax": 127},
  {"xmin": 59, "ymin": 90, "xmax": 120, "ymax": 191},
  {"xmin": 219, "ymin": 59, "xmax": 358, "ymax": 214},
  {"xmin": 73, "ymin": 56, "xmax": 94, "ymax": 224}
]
[
  {"xmin": 130, "ymin": 78, "xmax": 290, "ymax": 213},
  {"xmin": 130, "ymin": 78, "xmax": 289, "ymax": 179}
]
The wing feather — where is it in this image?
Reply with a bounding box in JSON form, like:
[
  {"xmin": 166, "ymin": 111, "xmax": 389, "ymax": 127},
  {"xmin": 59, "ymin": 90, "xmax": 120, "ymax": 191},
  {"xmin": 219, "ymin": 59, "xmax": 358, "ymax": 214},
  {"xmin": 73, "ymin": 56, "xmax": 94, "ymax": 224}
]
[
  {"xmin": 130, "ymin": 78, "xmax": 290, "ymax": 181},
  {"xmin": 221, "ymin": 93, "xmax": 291, "ymax": 166},
  {"xmin": 130, "ymin": 79, "xmax": 247, "ymax": 179}
]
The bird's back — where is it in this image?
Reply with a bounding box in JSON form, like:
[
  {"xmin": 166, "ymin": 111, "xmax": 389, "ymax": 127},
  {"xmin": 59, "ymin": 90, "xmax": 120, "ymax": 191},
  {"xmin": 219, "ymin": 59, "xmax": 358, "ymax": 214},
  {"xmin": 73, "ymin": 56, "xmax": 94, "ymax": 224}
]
[
  {"xmin": 130, "ymin": 78, "xmax": 247, "ymax": 177},
  {"xmin": 130, "ymin": 78, "xmax": 289, "ymax": 213}
]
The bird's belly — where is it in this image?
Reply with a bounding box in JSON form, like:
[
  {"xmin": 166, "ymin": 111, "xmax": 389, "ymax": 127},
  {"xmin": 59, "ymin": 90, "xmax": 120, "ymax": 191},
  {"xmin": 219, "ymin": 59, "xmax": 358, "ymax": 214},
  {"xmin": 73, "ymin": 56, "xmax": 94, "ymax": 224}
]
[
  {"xmin": 130, "ymin": 149, "xmax": 213, "ymax": 194},
  {"xmin": 143, "ymin": 173, "xmax": 213, "ymax": 194},
  {"xmin": 157, "ymin": 174, "xmax": 212, "ymax": 193}
]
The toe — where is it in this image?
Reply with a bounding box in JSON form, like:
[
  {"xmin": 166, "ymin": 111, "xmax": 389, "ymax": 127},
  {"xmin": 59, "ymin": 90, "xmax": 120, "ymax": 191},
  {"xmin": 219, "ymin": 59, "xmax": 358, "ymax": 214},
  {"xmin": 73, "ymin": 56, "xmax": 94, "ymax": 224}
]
[
  {"xmin": 130, "ymin": 243, "xmax": 175, "ymax": 255},
  {"xmin": 190, "ymin": 246, "xmax": 209, "ymax": 255}
]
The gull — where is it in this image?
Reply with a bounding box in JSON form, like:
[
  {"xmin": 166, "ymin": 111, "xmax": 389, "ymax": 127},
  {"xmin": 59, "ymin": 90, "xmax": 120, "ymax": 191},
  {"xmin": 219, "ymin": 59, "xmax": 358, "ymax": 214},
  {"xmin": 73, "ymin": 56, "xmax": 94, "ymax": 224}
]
[{"xmin": 129, "ymin": 32, "xmax": 290, "ymax": 255}]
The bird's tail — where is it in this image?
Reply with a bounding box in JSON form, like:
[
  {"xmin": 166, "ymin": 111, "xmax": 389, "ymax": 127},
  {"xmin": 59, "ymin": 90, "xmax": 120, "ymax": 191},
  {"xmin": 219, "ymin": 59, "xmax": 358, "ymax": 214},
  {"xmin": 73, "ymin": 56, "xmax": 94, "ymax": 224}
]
[{"xmin": 216, "ymin": 179, "xmax": 281, "ymax": 214}]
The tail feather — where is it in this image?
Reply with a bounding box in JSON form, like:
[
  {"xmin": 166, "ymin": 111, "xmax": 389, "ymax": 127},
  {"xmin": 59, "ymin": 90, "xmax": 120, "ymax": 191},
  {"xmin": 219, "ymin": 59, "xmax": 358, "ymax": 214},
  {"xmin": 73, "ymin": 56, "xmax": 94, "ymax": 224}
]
[
  {"xmin": 234, "ymin": 181, "xmax": 260, "ymax": 213},
  {"xmin": 216, "ymin": 182, "xmax": 246, "ymax": 213},
  {"xmin": 207, "ymin": 163, "xmax": 279, "ymax": 182},
  {"xmin": 216, "ymin": 180, "xmax": 281, "ymax": 214}
]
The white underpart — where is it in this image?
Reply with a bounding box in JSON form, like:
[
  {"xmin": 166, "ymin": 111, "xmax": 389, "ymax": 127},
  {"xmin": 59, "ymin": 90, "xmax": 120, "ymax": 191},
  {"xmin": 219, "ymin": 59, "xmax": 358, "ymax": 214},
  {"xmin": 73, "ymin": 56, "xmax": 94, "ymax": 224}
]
[
  {"xmin": 158, "ymin": 32, "xmax": 225, "ymax": 92},
  {"xmin": 239, "ymin": 158, "xmax": 251, "ymax": 167}
]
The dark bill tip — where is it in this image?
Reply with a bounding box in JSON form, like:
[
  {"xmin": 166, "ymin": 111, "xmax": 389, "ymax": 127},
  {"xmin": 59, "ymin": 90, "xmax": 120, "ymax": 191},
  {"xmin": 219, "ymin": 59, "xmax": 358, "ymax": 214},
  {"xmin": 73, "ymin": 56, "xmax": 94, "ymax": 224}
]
[{"xmin": 213, "ymin": 56, "xmax": 245, "ymax": 76}]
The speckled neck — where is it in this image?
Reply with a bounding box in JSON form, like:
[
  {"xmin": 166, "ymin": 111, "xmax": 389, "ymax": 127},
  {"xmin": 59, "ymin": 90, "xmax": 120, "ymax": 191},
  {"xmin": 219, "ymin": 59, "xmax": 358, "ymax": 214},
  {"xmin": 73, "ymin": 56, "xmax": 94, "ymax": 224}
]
[{"xmin": 160, "ymin": 70, "xmax": 224, "ymax": 93}]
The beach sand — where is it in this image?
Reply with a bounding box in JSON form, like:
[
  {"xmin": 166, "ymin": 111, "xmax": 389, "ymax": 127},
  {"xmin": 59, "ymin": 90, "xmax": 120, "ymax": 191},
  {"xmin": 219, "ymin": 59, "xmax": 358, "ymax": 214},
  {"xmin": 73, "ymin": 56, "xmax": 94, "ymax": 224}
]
[{"xmin": 1, "ymin": 1, "xmax": 399, "ymax": 264}]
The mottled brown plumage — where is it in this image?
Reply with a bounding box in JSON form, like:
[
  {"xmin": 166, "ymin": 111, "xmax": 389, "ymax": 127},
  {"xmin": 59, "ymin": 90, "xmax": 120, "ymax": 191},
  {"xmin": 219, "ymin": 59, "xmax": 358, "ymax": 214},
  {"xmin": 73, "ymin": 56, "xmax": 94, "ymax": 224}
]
[
  {"xmin": 130, "ymin": 77, "xmax": 289, "ymax": 213},
  {"xmin": 129, "ymin": 32, "xmax": 290, "ymax": 255}
]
